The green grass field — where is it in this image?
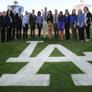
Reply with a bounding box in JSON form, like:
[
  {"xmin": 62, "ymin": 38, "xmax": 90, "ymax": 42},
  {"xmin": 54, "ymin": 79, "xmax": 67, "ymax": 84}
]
[{"xmin": 0, "ymin": 32, "xmax": 92, "ymax": 92}]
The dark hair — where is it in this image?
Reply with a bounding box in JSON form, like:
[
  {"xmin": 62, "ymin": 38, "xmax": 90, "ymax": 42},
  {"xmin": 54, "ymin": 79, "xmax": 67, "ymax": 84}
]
[
  {"xmin": 25, "ymin": 11, "xmax": 28, "ymax": 15},
  {"xmin": 6, "ymin": 10, "xmax": 9, "ymax": 15},
  {"xmin": 48, "ymin": 10, "xmax": 52, "ymax": 16},
  {"xmin": 72, "ymin": 9, "xmax": 76, "ymax": 15},
  {"xmin": 29, "ymin": 13, "xmax": 33, "ymax": 19},
  {"xmin": 15, "ymin": 13, "xmax": 18, "ymax": 17},
  {"xmin": 10, "ymin": 10, "xmax": 14, "ymax": 16},
  {"xmin": 47, "ymin": 10, "xmax": 53, "ymax": 23},
  {"xmin": 58, "ymin": 11, "xmax": 63, "ymax": 20},
  {"xmin": 65, "ymin": 9, "xmax": 70, "ymax": 15},
  {"xmin": 59, "ymin": 11, "xmax": 63, "ymax": 14},
  {"xmin": 84, "ymin": 6, "xmax": 89, "ymax": 11},
  {"xmin": 37, "ymin": 11, "xmax": 41, "ymax": 16}
]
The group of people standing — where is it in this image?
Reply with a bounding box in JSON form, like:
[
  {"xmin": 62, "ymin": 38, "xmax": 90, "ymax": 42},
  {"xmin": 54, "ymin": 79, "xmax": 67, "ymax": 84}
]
[
  {"xmin": 0, "ymin": 6, "xmax": 92, "ymax": 42},
  {"xmin": 0, "ymin": 10, "xmax": 23, "ymax": 42}
]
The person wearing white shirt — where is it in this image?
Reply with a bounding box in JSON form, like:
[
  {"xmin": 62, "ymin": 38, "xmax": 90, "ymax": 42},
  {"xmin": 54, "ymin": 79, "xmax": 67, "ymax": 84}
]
[
  {"xmin": 23, "ymin": 11, "xmax": 29, "ymax": 39},
  {"xmin": 53, "ymin": 9, "xmax": 59, "ymax": 38}
]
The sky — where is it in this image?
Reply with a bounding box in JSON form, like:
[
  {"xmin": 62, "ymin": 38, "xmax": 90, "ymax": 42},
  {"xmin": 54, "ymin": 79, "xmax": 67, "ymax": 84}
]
[{"xmin": 0, "ymin": 0, "xmax": 92, "ymax": 13}]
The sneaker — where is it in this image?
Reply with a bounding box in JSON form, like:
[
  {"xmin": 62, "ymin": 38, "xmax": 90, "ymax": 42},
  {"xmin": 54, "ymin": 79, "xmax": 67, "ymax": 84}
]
[
  {"xmin": 81, "ymin": 40, "xmax": 83, "ymax": 42},
  {"xmin": 86, "ymin": 39, "xmax": 90, "ymax": 42}
]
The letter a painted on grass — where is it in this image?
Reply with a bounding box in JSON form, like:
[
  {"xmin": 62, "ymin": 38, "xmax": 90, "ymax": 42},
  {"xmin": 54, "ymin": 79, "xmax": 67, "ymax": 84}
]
[{"xmin": 0, "ymin": 41, "xmax": 92, "ymax": 86}]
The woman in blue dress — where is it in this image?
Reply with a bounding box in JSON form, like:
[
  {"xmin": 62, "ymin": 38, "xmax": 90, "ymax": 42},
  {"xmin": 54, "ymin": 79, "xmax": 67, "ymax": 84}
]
[
  {"xmin": 70, "ymin": 9, "xmax": 77, "ymax": 40},
  {"xmin": 58, "ymin": 11, "xmax": 64, "ymax": 40},
  {"xmin": 64, "ymin": 9, "xmax": 70, "ymax": 40}
]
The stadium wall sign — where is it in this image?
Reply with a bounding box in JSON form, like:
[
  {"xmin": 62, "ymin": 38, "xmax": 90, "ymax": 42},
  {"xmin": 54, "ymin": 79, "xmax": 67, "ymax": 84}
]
[{"xmin": 0, "ymin": 41, "xmax": 92, "ymax": 86}]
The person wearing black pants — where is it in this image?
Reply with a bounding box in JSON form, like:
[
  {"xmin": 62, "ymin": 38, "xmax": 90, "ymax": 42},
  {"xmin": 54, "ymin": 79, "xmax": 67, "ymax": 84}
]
[
  {"xmin": 53, "ymin": 9, "xmax": 59, "ymax": 38},
  {"xmin": 0, "ymin": 14, "xmax": 6, "ymax": 42},
  {"xmin": 10, "ymin": 11, "xmax": 16, "ymax": 40},
  {"xmin": 85, "ymin": 26, "xmax": 90, "ymax": 40},
  {"xmin": 78, "ymin": 27, "xmax": 85, "ymax": 41},
  {"xmin": 23, "ymin": 11, "xmax": 29, "ymax": 39},
  {"xmin": 29, "ymin": 10, "xmax": 36, "ymax": 38},
  {"xmin": 36, "ymin": 11, "xmax": 43, "ymax": 37},
  {"xmin": 0, "ymin": 16, "xmax": 1, "ymax": 41},
  {"xmin": 84, "ymin": 6, "xmax": 92, "ymax": 42},
  {"xmin": 7, "ymin": 27, "xmax": 11, "ymax": 41},
  {"xmin": 15, "ymin": 13, "xmax": 22, "ymax": 39},
  {"xmin": 37, "ymin": 24, "xmax": 42, "ymax": 37},
  {"xmin": 1, "ymin": 27, "xmax": 6, "ymax": 42},
  {"xmin": 77, "ymin": 9, "xmax": 85, "ymax": 42},
  {"xmin": 23, "ymin": 24, "xmax": 29, "ymax": 39},
  {"xmin": 64, "ymin": 9, "xmax": 70, "ymax": 40},
  {"xmin": 5, "ymin": 10, "xmax": 12, "ymax": 42},
  {"xmin": 70, "ymin": 9, "xmax": 77, "ymax": 40}
]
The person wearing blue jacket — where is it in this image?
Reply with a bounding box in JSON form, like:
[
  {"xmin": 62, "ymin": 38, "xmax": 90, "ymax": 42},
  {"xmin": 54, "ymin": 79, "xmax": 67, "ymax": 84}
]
[
  {"xmin": 77, "ymin": 9, "xmax": 85, "ymax": 42},
  {"xmin": 36, "ymin": 11, "xmax": 43, "ymax": 37},
  {"xmin": 70, "ymin": 9, "xmax": 77, "ymax": 40},
  {"xmin": 29, "ymin": 10, "xmax": 36, "ymax": 38},
  {"xmin": 58, "ymin": 11, "xmax": 65, "ymax": 40}
]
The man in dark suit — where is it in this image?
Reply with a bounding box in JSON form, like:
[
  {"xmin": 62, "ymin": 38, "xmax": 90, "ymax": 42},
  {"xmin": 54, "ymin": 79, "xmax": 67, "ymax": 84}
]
[
  {"xmin": 29, "ymin": 9, "xmax": 36, "ymax": 38},
  {"xmin": 15, "ymin": 13, "xmax": 22, "ymax": 39},
  {"xmin": 0, "ymin": 12, "xmax": 6, "ymax": 42},
  {"xmin": 10, "ymin": 11, "xmax": 16, "ymax": 40},
  {"xmin": 0, "ymin": 15, "xmax": 1, "ymax": 42},
  {"xmin": 53, "ymin": 9, "xmax": 59, "ymax": 38},
  {"xmin": 5, "ymin": 10, "xmax": 13, "ymax": 42}
]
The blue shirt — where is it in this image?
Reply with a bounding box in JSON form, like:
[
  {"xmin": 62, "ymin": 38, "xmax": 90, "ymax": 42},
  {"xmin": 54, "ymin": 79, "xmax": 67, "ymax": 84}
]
[
  {"xmin": 65, "ymin": 15, "xmax": 70, "ymax": 24},
  {"xmin": 58, "ymin": 17, "xmax": 64, "ymax": 30},
  {"xmin": 70, "ymin": 15, "xmax": 77, "ymax": 26},
  {"xmin": 23, "ymin": 15, "xmax": 29, "ymax": 25},
  {"xmin": 36, "ymin": 16, "xmax": 43, "ymax": 24},
  {"xmin": 77, "ymin": 14, "xmax": 85, "ymax": 27}
]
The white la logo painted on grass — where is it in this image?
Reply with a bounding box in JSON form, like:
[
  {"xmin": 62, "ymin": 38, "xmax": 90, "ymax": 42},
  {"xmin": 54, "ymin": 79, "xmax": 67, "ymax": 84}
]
[{"xmin": 0, "ymin": 41, "xmax": 92, "ymax": 86}]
